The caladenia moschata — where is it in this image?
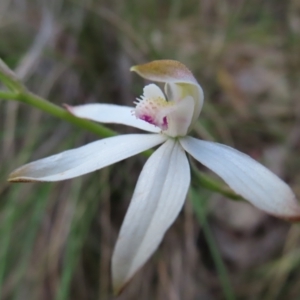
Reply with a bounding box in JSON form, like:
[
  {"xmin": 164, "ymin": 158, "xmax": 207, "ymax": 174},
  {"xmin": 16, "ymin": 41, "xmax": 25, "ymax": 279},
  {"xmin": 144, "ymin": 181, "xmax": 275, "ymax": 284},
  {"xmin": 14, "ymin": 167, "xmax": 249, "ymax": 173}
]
[{"xmin": 8, "ymin": 60, "xmax": 300, "ymax": 294}]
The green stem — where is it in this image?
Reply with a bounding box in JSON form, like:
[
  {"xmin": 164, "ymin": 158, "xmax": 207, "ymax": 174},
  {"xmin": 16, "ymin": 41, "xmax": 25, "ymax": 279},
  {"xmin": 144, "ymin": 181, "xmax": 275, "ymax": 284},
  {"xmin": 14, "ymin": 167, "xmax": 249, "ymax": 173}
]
[
  {"xmin": 0, "ymin": 91, "xmax": 19, "ymax": 100},
  {"xmin": 18, "ymin": 92, "xmax": 118, "ymax": 138},
  {"xmin": 0, "ymin": 90, "xmax": 117, "ymax": 138}
]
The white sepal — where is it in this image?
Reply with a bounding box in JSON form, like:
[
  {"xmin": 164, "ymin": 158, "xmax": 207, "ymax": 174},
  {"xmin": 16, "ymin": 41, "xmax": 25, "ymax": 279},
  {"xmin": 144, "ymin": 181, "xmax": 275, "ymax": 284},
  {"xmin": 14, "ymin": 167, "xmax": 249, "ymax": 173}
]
[
  {"xmin": 180, "ymin": 136, "xmax": 300, "ymax": 220},
  {"xmin": 9, "ymin": 134, "xmax": 166, "ymax": 182},
  {"xmin": 112, "ymin": 140, "xmax": 190, "ymax": 293}
]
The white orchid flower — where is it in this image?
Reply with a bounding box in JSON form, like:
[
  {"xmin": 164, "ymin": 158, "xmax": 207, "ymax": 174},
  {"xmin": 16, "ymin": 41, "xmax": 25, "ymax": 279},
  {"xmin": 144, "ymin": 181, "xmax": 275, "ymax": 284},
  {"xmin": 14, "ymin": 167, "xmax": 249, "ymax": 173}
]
[{"xmin": 8, "ymin": 60, "xmax": 300, "ymax": 293}]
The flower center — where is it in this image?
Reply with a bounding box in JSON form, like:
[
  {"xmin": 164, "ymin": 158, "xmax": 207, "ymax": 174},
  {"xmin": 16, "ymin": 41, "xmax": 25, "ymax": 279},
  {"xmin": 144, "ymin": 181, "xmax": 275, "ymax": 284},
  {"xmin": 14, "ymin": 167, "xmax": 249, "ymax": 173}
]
[
  {"xmin": 134, "ymin": 95, "xmax": 174, "ymax": 131},
  {"xmin": 133, "ymin": 83, "xmax": 195, "ymax": 137}
]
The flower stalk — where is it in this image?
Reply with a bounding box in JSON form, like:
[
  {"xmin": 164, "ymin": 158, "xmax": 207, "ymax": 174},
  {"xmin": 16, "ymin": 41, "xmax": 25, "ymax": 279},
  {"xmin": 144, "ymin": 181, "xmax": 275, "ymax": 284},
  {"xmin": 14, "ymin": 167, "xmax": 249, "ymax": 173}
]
[{"xmin": 17, "ymin": 92, "xmax": 116, "ymax": 138}]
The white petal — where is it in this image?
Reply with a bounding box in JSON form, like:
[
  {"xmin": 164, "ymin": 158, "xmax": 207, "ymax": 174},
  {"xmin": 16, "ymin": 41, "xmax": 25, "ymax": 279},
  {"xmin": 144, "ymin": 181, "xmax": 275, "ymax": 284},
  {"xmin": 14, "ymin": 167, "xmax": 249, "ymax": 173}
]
[
  {"xmin": 180, "ymin": 137, "xmax": 300, "ymax": 220},
  {"xmin": 66, "ymin": 104, "xmax": 160, "ymax": 133},
  {"xmin": 143, "ymin": 83, "xmax": 165, "ymax": 100},
  {"xmin": 112, "ymin": 140, "xmax": 190, "ymax": 293},
  {"xmin": 9, "ymin": 134, "xmax": 166, "ymax": 182}
]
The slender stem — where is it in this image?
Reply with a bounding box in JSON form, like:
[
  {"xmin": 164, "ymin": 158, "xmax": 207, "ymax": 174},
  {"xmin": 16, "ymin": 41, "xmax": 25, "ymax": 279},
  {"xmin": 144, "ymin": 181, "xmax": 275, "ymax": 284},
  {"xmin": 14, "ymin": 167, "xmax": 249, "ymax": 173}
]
[
  {"xmin": 18, "ymin": 92, "xmax": 118, "ymax": 138},
  {"xmin": 0, "ymin": 90, "xmax": 117, "ymax": 138},
  {"xmin": 0, "ymin": 91, "xmax": 19, "ymax": 100}
]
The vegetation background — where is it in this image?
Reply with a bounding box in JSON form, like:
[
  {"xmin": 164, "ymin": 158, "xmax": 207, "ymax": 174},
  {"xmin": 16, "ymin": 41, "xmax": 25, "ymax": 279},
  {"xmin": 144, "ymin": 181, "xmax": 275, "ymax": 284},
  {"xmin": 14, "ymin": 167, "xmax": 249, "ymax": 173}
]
[{"xmin": 1, "ymin": 0, "xmax": 300, "ymax": 299}]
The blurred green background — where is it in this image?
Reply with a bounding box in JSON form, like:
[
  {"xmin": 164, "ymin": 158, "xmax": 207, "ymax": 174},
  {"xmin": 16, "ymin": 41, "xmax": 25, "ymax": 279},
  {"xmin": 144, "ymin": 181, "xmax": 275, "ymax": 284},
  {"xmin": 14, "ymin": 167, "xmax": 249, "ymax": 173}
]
[{"xmin": 1, "ymin": 0, "xmax": 300, "ymax": 299}]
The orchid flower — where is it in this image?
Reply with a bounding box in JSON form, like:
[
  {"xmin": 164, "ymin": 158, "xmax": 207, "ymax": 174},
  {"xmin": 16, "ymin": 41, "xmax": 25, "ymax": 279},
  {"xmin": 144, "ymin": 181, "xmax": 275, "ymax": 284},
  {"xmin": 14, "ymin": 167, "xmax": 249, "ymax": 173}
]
[{"xmin": 8, "ymin": 60, "xmax": 300, "ymax": 293}]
